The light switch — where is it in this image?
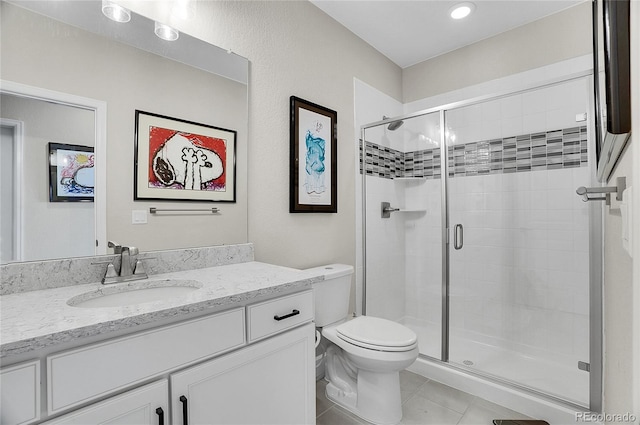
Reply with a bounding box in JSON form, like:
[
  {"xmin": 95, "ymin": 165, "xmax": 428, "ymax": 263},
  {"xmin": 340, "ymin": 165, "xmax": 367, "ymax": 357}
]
[
  {"xmin": 132, "ymin": 210, "xmax": 147, "ymax": 224},
  {"xmin": 575, "ymin": 112, "xmax": 587, "ymax": 122}
]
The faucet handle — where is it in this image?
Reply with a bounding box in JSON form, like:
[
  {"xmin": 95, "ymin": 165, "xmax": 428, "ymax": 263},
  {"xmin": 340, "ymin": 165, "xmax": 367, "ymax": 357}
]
[
  {"xmin": 133, "ymin": 259, "xmax": 147, "ymax": 276},
  {"xmin": 104, "ymin": 263, "xmax": 118, "ymax": 278},
  {"xmin": 98, "ymin": 263, "xmax": 119, "ymax": 284},
  {"xmin": 108, "ymin": 241, "xmax": 122, "ymax": 254}
]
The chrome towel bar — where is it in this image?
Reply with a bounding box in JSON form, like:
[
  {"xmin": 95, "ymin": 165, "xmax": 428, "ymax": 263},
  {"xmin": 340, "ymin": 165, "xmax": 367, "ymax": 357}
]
[
  {"xmin": 149, "ymin": 207, "xmax": 219, "ymax": 214},
  {"xmin": 576, "ymin": 176, "xmax": 626, "ymax": 204}
]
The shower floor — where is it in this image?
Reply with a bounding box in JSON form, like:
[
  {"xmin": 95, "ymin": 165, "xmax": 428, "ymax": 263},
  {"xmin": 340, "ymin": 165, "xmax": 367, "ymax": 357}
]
[{"xmin": 403, "ymin": 320, "xmax": 589, "ymax": 407}]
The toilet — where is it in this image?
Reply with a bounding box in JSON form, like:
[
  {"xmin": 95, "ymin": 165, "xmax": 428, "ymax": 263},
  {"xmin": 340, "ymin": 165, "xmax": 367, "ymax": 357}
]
[{"xmin": 309, "ymin": 264, "xmax": 418, "ymax": 425}]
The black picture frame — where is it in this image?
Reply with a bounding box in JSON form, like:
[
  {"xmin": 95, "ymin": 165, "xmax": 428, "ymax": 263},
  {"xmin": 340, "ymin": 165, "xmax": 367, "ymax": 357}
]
[
  {"xmin": 48, "ymin": 142, "xmax": 95, "ymax": 202},
  {"xmin": 134, "ymin": 110, "xmax": 237, "ymax": 202},
  {"xmin": 289, "ymin": 96, "xmax": 337, "ymax": 213}
]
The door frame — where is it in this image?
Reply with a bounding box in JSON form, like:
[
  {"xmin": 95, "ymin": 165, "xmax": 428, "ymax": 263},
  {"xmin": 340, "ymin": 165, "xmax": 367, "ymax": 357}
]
[
  {"xmin": 0, "ymin": 80, "xmax": 107, "ymax": 255},
  {"xmin": 0, "ymin": 118, "xmax": 24, "ymax": 261}
]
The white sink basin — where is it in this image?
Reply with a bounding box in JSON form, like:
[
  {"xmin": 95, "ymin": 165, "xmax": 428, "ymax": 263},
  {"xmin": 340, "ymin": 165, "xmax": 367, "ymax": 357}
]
[{"xmin": 68, "ymin": 279, "xmax": 203, "ymax": 308}]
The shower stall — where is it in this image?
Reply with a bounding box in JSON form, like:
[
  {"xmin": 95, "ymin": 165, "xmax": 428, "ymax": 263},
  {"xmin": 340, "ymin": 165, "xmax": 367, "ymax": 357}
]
[{"xmin": 360, "ymin": 74, "xmax": 600, "ymax": 411}]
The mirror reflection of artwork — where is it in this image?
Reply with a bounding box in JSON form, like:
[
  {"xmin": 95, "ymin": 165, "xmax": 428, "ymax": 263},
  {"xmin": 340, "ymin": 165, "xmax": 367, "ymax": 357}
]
[
  {"xmin": 48, "ymin": 143, "xmax": 95, "ymax": 202},
  {"xmin": 135, "ymin": 110, "xmax": 237, "ymax": 202},
  {"xmin": 149, "ymin": 127, "xmax": 226, "ymax": 191}
]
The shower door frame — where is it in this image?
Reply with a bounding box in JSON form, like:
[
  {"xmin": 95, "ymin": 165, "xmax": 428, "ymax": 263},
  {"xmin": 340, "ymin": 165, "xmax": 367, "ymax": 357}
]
[{"xmin": 360, "ymin": 70, "xmax": 602, "ymax": 412}]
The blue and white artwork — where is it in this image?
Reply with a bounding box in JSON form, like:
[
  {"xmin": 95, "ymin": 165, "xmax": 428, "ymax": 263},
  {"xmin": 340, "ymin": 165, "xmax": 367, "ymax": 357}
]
[{"xmin": 298, "ymin": 108, "xmax": 332, "ymax": 206}]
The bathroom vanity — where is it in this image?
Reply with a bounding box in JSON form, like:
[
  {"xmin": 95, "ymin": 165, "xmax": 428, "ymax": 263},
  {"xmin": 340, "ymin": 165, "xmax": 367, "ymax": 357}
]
[{"xmin": 0, "ymin": 244, "xmax": 321, "ymax": 425}]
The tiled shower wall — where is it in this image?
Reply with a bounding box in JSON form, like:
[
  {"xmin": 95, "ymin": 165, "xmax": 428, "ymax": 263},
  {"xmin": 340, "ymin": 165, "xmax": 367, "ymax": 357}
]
[
  {"xmin": 361, "ymin": 125, "xmax": 587, "ymax": 179},
  {"xmin": 447, "ymin": 167, "xmax": 590, "ymax": 364},
  {"xmin": 361, "ymin": 129, "xmax": 591, "ymax": 363}
]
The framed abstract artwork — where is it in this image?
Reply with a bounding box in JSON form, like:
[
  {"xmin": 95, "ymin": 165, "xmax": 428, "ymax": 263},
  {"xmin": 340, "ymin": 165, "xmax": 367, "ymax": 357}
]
[
  {"xmin": 134, "ymin": 110, "xmax": 236, "ymax": 202},
  {"xmin": 289, "ymin": 96, "xmax": 337, "ymax": 213},
  {"xmin": 48, "ymin": 142, "xmax": 95, "ymax": 202}
]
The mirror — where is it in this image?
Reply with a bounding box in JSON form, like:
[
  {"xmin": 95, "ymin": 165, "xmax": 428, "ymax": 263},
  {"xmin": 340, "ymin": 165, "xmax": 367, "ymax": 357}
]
[
  {"xmin": 1, "ymin": 92, "xmax": 97, "ymax": 263},
  {"xmin": 0, "ymin": 0, "xmax": 248, "ymax": 264}
]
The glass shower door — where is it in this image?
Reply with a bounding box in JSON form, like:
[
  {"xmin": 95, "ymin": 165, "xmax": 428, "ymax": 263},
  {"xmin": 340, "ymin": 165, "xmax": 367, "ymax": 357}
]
[
  {"xmin": 444, "ymin": 79, "xmax": 592, "ymax": 406},
  {"xmin": 363, "ymin": 111, "xmax": 444, "ymax": 359}
]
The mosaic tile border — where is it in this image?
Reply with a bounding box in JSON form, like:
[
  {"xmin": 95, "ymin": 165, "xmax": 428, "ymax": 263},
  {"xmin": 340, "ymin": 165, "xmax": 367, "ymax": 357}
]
[{"xmin": 360, "ymin": 126, "xmax": 587, "ymax": 180}]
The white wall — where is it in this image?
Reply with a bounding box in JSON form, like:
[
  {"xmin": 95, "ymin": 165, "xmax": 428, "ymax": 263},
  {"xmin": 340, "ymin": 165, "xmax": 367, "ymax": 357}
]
[
  {"xmin": 354, "ymin": 79, "xmax": 404, "ymax": 314},
  {"xmin": 0, "ymin": 94, "xmax": 95, "ymax": 261},
  {"xmin": 402, "ymin": 1, "xmax": 592, "ymax": 103},
  {"xmin": 118, "ymin": 1, "xmax": 403, "ymax": 274}
]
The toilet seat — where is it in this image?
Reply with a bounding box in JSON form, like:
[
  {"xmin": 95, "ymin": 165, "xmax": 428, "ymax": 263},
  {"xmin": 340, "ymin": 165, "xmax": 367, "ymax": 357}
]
[{"xmin": 336, "ymin": 316, "xmax": 417, "ymax": 352}]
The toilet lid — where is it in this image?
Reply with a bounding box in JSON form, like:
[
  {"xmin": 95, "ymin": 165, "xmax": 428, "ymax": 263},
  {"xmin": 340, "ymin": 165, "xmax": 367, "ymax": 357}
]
[{"xmin": 336, "ymin": 316, "xmax": 417, "ymax": 351}]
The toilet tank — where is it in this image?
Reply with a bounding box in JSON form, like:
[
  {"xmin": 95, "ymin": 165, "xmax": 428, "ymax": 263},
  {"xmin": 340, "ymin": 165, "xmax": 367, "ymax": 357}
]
[{"xmin": 306, "ymin": 264, "xmax": 353, "ymax": 327}]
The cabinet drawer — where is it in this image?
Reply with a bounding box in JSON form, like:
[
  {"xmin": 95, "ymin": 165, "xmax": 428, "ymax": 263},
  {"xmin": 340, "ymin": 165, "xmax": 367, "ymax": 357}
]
[
  {"xmin": 0, "ymin": 360, "xmax": 40, "ymax": 425},
  {"xmin": 247, "ymin": 290, "xmax": 313, "ymax": 342},
  {"xmin": 47, "ymin": 308, "xmax": 245, "ymax": 415}
]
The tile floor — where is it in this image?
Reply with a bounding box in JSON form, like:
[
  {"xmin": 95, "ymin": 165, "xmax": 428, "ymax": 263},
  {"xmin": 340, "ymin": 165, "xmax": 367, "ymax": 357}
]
[{"xmin": 316, "ymin": 370, "xmax": 533, "ymax": 425}]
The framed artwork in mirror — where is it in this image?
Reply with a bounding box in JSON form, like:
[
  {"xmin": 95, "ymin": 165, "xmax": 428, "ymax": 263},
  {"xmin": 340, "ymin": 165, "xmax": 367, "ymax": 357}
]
[
  {"xmin": 48, "ymin": 142, "xmax": 95, "ymax": 202},
  {"xmin": 289, "ymin": 96, "xmax": 337, "ymax": 213},
  {"xmin": 134, "ymin": 110, "xmax": 237, "ymax": 202}
]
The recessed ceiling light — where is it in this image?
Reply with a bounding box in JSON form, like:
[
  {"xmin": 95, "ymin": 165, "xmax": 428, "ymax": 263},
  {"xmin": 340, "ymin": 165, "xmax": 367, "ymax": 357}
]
[
  {"xmin": 101, "ymin": 0, "xmax": 131, "ymax": 23},
  {"xmin": 154, "ymin": 22, "xmax": 180, "ymax": 41},
  {"xmin": 449, "ymin": 2, "xmax": 475, "ymax": 20}
]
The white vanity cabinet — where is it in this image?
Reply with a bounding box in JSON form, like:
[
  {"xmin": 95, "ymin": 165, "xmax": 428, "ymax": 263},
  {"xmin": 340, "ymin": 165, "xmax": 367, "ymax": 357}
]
[
  {"xmin": 14, "ymin": 289, "xmax": 315, "ymax": 425},
  {"xmin": 42, "ymin": 380, "xmax": 168, "ymax": 425}
]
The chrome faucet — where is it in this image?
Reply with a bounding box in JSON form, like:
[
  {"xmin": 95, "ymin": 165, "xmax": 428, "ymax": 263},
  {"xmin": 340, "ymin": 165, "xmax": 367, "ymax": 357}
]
[
  {"xmin": 101, "ymin": 241, "xmax": 148, "ymax": 284},
  {"xmin": 108, "ymin": 240, "xmax": 122, "ymax": 254}
]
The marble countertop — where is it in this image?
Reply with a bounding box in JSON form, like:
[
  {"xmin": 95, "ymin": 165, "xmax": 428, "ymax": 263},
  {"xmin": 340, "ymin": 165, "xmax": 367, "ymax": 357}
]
[{"xmin": 0, "ymin": 261, "xmax": 323, "ymax": 359}]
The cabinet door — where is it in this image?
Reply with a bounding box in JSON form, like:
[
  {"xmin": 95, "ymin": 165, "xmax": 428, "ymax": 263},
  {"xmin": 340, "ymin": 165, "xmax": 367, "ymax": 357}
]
[
  {"xmin": 42, "ymin": 380, "xmax": 168, "ymax": 425},
  {"xmin": 171, "ymin": 323, "xmax": 315, "ymax": 425},
  {"xmin": 0, "ymin": 360, "xmax": 40, "ymax": 425}
]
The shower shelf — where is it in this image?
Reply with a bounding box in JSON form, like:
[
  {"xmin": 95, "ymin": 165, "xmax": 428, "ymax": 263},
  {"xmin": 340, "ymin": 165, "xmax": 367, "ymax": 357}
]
[
  {"xmin": 396, "ymin": 208, "xmax": 427, "ymax": 213},
  {"xmin": 393, "ymin": 177, "xmax": 427, "ymax": 182}
]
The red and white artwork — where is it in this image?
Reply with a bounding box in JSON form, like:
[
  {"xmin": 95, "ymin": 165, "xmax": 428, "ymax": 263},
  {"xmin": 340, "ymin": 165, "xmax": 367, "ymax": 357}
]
[{"xmin": 147, "ymin": 127, "xmax": 227, "ymax": 192}]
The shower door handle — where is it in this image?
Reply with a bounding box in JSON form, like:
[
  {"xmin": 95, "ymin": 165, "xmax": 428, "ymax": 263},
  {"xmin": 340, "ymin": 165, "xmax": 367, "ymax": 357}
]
[{"xmin": 454, "ymin": 224, "xmax": 464, "ymax": 250}]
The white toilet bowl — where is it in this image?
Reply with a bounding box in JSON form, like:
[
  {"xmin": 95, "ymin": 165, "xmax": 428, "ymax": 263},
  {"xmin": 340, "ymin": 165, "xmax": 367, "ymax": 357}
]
[
  {"xmin": 321, "ymin": 316, "xmax": 419, "ymax": 425},
  {"xmin": 308, "ymin": 264, "xmax": 419, "ymax": 425}
]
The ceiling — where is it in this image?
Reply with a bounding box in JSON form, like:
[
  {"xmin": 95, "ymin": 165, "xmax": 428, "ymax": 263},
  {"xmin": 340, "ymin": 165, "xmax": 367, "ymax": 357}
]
[{"xmin": 309, "ymin": 0, "xmax": 585, "ymax": 68}]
